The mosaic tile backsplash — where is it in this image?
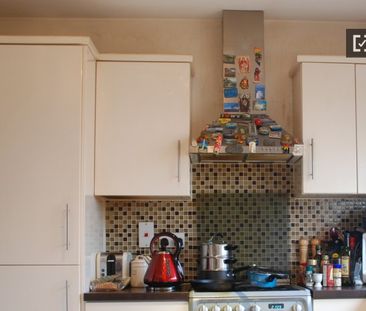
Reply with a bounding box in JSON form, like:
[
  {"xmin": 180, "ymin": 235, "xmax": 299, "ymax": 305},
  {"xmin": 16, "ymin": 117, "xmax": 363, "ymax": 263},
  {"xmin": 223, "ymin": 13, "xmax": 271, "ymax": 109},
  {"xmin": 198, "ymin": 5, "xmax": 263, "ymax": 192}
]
[{"xmin": 105, "ymin": 163, "xmax": 366, "ymax": 281}]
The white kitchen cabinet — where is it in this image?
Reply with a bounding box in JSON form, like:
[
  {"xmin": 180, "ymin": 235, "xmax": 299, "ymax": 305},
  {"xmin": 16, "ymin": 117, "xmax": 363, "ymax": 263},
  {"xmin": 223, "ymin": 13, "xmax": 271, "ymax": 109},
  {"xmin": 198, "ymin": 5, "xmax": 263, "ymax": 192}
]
[
  {"xmin": 95, "ymin": 59, "xmax": 191, "ymax": 197},
  {"xmin": 0, "ymin": 266, "xmax": 79, "ymax": 311},
  {"xmin": 356, "ymin": 64, "xmax": 366, "ymax": 194},
  {"xmin": 85, "ymin": 301, "xmax": 189, "ymax": 311},
  {"xmin": 0, "ymin": 37, "xmax": 103, "ymax": 311},
  {"xmin": 293, "ymin": 57, "xmax": 366, "ymax": 194},
  {"xmin": 0, "ymin": 44, "xmax": 82, "ymax": 264},
  {"xmin": 313, "ymin": 298, "xmax": 366, "ymax": 311}
]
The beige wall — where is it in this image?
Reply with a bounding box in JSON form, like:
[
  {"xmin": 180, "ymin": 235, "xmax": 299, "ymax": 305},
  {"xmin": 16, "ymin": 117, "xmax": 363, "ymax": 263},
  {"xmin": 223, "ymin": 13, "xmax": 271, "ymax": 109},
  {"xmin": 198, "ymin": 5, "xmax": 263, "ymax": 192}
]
[
  {"xmin": 1, "ymin": 17, "xmax": 366, "ymax": 137},
  {"xmin": 264, "ymin": 20, "xmax": 366, "ymax": 134}
]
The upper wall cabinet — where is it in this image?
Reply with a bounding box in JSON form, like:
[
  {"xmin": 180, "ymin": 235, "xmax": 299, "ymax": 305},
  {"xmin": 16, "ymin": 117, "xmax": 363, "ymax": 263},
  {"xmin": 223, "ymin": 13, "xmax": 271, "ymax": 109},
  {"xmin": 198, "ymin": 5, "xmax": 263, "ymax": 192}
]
[
  {"xmin": 95, "ymin": 57, "xmax": 192, "ymax": 197},
  {"xmin": 356, "ymin": 65, "xmax": 366, "ymax": 194},
  {"xmin": 293, "ymin": 57, "xmax": 366, "ymax": 194}
]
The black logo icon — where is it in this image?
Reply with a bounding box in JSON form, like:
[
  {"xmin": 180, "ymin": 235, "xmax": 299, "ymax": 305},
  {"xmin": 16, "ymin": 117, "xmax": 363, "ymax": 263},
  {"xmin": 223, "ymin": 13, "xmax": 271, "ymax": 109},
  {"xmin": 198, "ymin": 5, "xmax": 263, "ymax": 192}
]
[{"xmin": 347, "ymin": 29, "xmax": 366, "ymax": 57}]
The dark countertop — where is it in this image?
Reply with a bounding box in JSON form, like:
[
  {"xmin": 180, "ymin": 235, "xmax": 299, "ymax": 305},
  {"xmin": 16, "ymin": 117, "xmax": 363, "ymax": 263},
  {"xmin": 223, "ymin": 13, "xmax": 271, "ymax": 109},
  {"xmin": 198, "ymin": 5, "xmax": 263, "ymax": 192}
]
[
  {"xmin": 309, "ymin": 286, "xmax": 366, "ymax": 299},
  {"xmin": 85, "ymin": 283, "xmax": 366, "ymax": 302},
  {"xmin": 84, "ymin": 284, "xmax": 191, "ymax": 302}
]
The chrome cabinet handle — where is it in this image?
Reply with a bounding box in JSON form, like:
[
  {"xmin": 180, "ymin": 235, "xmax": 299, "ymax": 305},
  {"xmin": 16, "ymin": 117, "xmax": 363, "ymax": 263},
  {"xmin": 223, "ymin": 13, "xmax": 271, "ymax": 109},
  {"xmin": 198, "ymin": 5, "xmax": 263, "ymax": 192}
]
[
  {"xmin": 65, "ymin": 280, "xmax": 69, "ymax": 311},
  {"xmin": 310, "ymin": 138, "xmax": 314, "ymax": 180},
  {"xmin": 65, "ymin": 204, "xmax": 70, "ymax": 250},
  {"xmin": 177, "ymin": 140, "xmax": 181, "ymax": 182}
]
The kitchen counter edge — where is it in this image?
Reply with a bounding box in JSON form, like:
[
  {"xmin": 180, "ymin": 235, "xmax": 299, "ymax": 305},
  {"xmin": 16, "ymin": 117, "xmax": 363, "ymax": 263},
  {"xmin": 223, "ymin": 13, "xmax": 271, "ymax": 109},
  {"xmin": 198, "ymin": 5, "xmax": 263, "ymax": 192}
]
[
  {"xmin": 309, "ymin": 286, "xmax": 366, "ymax": 299},
  {"xmin": 84, "ymin": 286, "xmax": 190, "ymax": 302}
]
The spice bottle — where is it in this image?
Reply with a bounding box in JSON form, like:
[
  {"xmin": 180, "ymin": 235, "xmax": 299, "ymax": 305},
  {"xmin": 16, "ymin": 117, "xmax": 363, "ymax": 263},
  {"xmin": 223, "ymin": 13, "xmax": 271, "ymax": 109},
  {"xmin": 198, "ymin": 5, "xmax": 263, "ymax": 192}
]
[
  {"xmin": 333, "ymin": 263, "xmax": 342, "ymax": 287},
  {"xmin": 305, "ymin": 266, "xmax": 314, "ymax": 287}
]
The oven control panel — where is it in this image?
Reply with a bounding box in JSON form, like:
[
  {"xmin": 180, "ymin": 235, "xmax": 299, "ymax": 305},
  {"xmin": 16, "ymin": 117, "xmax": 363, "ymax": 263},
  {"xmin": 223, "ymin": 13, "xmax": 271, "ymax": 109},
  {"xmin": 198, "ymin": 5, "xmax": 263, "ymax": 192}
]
[{"xmin": 194, "ymin": 302, "xmax": 307, "ymax": 311}]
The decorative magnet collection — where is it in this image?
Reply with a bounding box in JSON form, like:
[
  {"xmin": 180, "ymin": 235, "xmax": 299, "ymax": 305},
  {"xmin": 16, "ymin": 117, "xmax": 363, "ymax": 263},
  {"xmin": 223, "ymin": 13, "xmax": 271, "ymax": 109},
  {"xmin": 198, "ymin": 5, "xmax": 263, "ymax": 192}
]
[
  {"xmin": 195, "ymin": 112, "xmax": 294, "ymax": 155},
  {"xmin": 223, "ymin": 46, "xmax": 266, "ymax": 114}
]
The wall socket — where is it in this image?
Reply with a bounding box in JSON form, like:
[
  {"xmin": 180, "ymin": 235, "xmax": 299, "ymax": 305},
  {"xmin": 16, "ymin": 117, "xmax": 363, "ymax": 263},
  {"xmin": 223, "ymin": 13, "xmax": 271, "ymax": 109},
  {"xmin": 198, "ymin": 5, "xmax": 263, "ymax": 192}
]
[
  {"xmin": 160, "ymin": 232, "xmax": 185, "ymax": 248},
  {"xmin": 138, "ymin": 222, "xmax": 154, "ymax": 248}
]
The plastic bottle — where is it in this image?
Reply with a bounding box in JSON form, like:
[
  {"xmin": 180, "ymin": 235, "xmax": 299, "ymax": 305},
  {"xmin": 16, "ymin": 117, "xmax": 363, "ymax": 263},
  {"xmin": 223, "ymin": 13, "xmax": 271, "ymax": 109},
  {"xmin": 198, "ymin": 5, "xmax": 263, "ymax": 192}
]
[
  {"xmin": 333, "ymin": 263, "xmax": 342, "ymax": 287},
  {"xmin": 305, "ymin": 266, "xmax": 314, "ymax": 287}
]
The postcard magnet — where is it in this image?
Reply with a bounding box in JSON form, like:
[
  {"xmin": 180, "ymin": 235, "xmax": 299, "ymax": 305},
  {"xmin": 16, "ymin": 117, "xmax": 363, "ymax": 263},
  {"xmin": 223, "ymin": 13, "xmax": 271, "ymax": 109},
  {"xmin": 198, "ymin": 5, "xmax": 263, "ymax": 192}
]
[
  {"xmin": 224, "ymin": 54, "xmax": 236, "ymax": 64},
  {"xmin": 254, "ymin": 67, "xmax": 261, "ymax": 82},
  {"xmin": 254, "ymin": 48, "xmax": 262, "ymax": 66},
  {"xmin": 224, "ymin": 66, "xmax": 236, "ymax": 77},
  {"xmin": 237, "ymin": 56, "xmax": 250, "ymax": 73},
  {"xmin": 239, "ymin": 93, "xmax": 251, "ymax": 113},
  {"xmin": 224, "ymin": 87, "xmax": 238, "ymax": 98},
  {"xmin": 224, "ymin": 77, "xmax": 237, "ymax": 88},
  {"xmin": 239, "ymin": 77, "xmax": 249, "ymax": 89},
  {"xmin": 255, "ymin": 84, "xmax": 265, "ymax": 99}
]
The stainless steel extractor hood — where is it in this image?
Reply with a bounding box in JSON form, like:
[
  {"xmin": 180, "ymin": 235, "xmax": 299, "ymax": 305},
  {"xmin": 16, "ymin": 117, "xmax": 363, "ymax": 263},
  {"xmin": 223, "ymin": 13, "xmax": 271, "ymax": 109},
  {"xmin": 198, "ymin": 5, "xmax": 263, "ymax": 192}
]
[
  {"xmin": 189, "ymin": 11, "xmax": 303, "ymax": 164},
  {"xmin": 189, "ymin": 113, "xmax": 304, "ymax": 164}
]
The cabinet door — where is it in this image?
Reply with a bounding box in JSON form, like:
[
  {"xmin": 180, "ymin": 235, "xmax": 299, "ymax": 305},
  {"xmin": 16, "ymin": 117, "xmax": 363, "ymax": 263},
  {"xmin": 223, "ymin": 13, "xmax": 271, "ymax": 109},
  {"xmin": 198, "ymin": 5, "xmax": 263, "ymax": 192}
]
[
  {"xmin": 0, "ymin": 266, "xmax": 79, "ymax": 311},
  {"xmin": 85, "ymin": 301, "xmax": 188, "ymax": 311},
  {"xmin": 301, "ymin": 63, "xmax": 357, "ymax": 193},
  {"xmin": 356, "ymin": 64, "xmax": 366, "ymax": 193},
  {"xmin": 314, "ymin": 299, "xmax": 366, "ymax": 311},
  {"xmin": 0, "ymin": 45, "xmax": 82, "ymax": 264},
  {"xmin": 95, "ymin": 61, "xmax": 191, "ymax": 196}
]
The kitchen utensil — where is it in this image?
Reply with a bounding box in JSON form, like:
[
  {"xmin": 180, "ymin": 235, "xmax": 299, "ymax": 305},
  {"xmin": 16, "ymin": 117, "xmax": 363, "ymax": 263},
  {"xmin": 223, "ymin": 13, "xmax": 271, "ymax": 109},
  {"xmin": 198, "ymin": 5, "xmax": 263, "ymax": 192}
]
[
  {"xmin": 190, "ymin": 279, "xmax": 235, "ymax": 291},
  {"xmin": 193, "ymin": 265, "xmax": 289, "ymax": 291},
  {"xmin": 200, "ymin": 233, "xmax": 238, "ymax": 273},
  {"xmin": 144, "ymin": 232, "xmax": 183, "ymax": 288},
  {"xmin": 201, "ymin": 233, "xmax": 238, "ymax": 257},
  {"xmin": 131, "ymin": 255, "xmax": 150, "ymax": 287},
  {"xmin": 200, "ymin": 256, "xmax": 237, "ymax": 272}
]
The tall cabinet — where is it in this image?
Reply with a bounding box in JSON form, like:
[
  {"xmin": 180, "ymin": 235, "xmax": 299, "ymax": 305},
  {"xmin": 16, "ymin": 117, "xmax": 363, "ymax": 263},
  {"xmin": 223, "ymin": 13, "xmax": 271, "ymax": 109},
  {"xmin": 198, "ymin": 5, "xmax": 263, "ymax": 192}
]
[
  {"xmin": 0, "ymin": 37, "xmax": 104, "ymax": 311},
  {"xmin": 293, "ymin": 56, "xmax": 366, "ymax": 194}
]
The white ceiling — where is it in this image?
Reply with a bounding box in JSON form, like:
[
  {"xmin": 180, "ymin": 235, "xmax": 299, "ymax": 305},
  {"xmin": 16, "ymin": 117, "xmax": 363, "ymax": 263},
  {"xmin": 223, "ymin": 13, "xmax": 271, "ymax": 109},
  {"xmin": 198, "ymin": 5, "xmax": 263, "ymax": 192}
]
[{"xmin": 0, "ymin": 0, "xmax": 366, "ymax": 21}]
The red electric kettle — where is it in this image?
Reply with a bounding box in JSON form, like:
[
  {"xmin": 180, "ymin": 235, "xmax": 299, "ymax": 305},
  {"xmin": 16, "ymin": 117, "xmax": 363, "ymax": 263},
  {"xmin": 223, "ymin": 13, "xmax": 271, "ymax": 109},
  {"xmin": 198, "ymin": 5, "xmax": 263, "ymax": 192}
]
[{"xmin": 144, "ymin": 232, "xmax": 184, "ymax": 288}]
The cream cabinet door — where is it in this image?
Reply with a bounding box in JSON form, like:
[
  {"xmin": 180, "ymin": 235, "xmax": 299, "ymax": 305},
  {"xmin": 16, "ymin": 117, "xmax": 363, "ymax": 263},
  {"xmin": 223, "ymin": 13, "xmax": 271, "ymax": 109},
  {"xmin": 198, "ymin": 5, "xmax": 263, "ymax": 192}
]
[
  {"xmin": 0, "ymin": 266, "xmax": 79, "ymax": 311},
  {"xmin": 314, "ymin": 299, "xmax": 366, "ymax": 311},
  {"xmin": 356, "ymin": 64, "xmax": 366, "ymax": 194},
  {"xmin": 0, "ymin": 45, "xmax": 82, "ymax": 264},
  {"xmin": 301, "ymin": 62, "xmax": 357, "ymax": 194},
  {"xmin": 85, "ymin": 301, "xmax": 189, "ymax": 311},
  {"xmin": 95, "ymin": 61, "xmax": 191, "ymax": 197}
]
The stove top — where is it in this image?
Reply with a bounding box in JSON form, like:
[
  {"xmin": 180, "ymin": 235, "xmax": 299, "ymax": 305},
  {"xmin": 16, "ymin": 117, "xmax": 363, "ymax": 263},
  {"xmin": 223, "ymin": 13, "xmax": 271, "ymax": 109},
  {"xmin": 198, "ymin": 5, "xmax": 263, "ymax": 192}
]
[{"xmin": 230, "ymin": 285, "xmax": 305, "ymax": 292}]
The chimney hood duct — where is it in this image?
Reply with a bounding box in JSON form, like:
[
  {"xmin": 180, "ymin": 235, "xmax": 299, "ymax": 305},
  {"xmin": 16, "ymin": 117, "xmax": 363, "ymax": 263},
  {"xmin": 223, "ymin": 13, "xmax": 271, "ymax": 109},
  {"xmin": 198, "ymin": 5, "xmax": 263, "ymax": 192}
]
[{"xmin": 190, "ymin": 11, "xmax": 303, "ymax": 164}]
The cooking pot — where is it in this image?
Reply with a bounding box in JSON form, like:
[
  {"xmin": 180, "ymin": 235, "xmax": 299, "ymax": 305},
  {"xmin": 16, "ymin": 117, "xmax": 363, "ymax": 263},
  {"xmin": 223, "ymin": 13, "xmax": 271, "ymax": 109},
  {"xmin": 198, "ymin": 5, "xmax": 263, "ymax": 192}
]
[
  {"xmin": 200, "ymin": 256, "xmax": 237, "ymax": 272},
  {"xmin": 200, "ymin": 233, "xmax": 238, "ymax": 272},
  {"xmin": 201, "ymin": 233, "xmax": 238, "ymax": 257}
]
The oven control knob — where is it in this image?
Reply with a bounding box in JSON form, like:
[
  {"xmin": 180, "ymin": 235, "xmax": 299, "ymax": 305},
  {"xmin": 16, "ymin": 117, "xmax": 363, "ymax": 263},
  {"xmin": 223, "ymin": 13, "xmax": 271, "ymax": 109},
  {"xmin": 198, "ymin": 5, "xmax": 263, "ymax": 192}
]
[
  {"xmin": 292, "ymin": 304, "xmax": 303, "ymax": 311},
  {"xmin": 234, "ymin": 305, "xmax": 245, "ymax": 311},
  {"xmin": 223, "ymin": 305, "xmax": 232, "ymax": 311},
  {"xmin": 198, "ymin": 305, "xmax": 208, "ymax": 311},
  {"xmin": 210, "ymin": 305, "xmax": 221, "ymax": 311},
  {"xmin": 250, "ymin": 305, "xmax": 261, "ymax": 311}
]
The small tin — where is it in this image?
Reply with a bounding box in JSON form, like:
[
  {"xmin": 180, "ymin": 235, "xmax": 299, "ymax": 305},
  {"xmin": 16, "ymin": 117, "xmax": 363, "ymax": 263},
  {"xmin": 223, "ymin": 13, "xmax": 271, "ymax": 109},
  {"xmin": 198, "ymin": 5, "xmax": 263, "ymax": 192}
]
[{"xmin": 323, "ymin": 264, "xmax": 334, "ymax": 287}]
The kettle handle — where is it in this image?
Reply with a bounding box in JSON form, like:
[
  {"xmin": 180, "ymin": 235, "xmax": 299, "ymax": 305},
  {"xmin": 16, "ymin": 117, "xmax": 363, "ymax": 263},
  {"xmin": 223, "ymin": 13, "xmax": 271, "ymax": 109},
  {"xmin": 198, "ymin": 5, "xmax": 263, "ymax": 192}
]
[{"xmin": 150, "ymin": 232, "xmax": 181, "ymax": 258}]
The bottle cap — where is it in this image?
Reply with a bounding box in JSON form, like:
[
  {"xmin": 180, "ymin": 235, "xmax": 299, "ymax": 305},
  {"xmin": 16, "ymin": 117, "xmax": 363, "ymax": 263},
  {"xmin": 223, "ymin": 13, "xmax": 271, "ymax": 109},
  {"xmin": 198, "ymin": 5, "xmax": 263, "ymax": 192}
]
[
  {"xmin": 307, "ymin": 259, "xmax": 317, "ymax": 266},
  {"xmin": 333, "ymin": 258, "xmax": 341, "ymax": 265}
]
